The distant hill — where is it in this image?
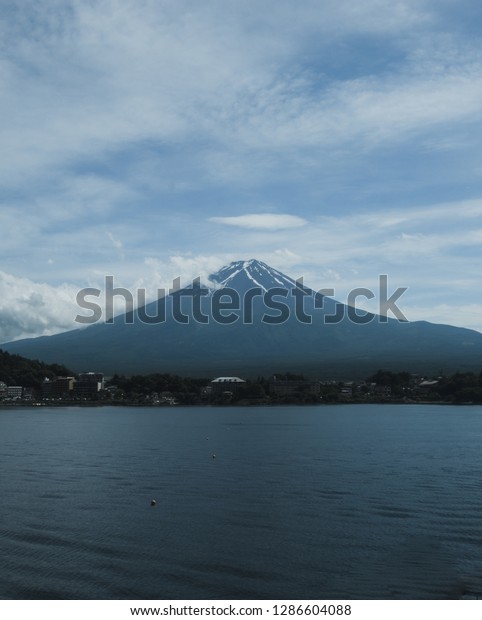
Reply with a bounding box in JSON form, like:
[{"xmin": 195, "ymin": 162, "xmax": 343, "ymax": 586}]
[
  {"xmin": 0, "ymin": 349, "xmax": 74, "ymax": 389},
  {"xmin": 2, "ymin": 259, "xmax": 482, "ymax": 379}
]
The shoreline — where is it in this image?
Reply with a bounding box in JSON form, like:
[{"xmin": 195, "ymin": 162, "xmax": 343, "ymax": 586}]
[{"xmin": 0, "ymin": 399, "xmax": 478, "ymax": 409}]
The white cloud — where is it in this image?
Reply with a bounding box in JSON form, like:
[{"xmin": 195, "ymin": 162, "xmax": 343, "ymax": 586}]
[
  {"xmin": 209, "ymin": 214, "xmax": 307, "ymax": 230},
  {"xmin": 143, "ymin": 255, "xmax": 228, "ymax": 292},
  {"xmin": 107, "ymin": 231, "xmax": 123, "ymax": 249},
  {"xmin": 0, "ymin": 271, "xmax": 79, "ymax": 343},
  {"xmin": 0, "ymin": 0, "xmax": 474, "ymax": 192}
]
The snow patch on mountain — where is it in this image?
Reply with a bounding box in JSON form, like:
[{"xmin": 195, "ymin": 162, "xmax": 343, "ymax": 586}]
[{"xmin": 208, "ymin": 259, "xmax": 300, "ymax": 293}]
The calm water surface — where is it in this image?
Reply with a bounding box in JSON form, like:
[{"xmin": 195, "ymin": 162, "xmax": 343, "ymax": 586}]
[{"xmin": 1, "ymin": 404, "xmax": 482, "ymax": 599}]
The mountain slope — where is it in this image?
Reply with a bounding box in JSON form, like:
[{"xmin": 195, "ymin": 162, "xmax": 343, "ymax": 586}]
[{"xmin": 2, "ymin": 259, "xmax": 482, "ymax": 378}]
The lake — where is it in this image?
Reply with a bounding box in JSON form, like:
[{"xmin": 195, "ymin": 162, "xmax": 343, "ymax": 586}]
[{"xmin": 1, "ymin": 404, "xmax": 482, "ymax": 599}]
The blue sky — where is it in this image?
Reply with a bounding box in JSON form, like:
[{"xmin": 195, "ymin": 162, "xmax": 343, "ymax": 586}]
[{"xmin": 2, "ymin": 0, "xmax": 482, "ymax": 341}]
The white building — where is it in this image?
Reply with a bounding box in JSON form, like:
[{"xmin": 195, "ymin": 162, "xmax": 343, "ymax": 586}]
[
  {"xmin": 210, "ymin": 377, "xmax": 246, "ymax": 394},
  {"xmin": 7, "ymin": 386, "xmax": 23, "ymax": 399}
]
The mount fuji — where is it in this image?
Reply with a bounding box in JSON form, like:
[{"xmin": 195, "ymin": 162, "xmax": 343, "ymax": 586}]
[{"xmin": 2, "ymin": 259, "xmax": 482, "ymax": 378}]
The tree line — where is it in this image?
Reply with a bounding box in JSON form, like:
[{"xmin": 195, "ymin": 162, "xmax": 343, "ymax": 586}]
[
  {"xmin": 0, "ymin": 349, "xmax": 73, "ymax": 389},
  {"xmin": 3, "ymin": 346, "xmax": 482, "ymax": 404}
]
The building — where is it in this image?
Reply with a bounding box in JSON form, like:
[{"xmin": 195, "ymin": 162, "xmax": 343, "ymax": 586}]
[
  {"xmin": 6, "ymin": 385, "xmax": 23, "ymax": 399},
  {"xmin": 0, "ymin": 381, "xmax": 7, "ymax": 399},
  {"xmin": 416, "ymin": 380, "xmax": 439, "ymax": 396},
  {"xmin": 78, "ymin": 372, "xmax": 104, "ymax": 389},
  {"xmin": 210, "ymin": 377, "xmax": 246, "ymax": 394},
  {"xmin": 373, "ymin": 384, "xmax": 392, "ymax": 398},
  {"xmin": 339, "ymin": 382, "xmax": 353, "ymax": 398},
  {"xmin": 74, "ymin": 372, "xmax": 104, "ymax": 397},
  {"xmin": 269, "ymin": 375, "xmax": 321, "ymax": 396},
  {"xmin": 42, "ymin": 377, "xmax": 75, "ymax": 399}
]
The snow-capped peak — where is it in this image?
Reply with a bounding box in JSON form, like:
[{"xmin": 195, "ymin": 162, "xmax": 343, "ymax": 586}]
[{"xmin": 209, "ymin": 259, "xmax": 298, "ymax": 293}]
